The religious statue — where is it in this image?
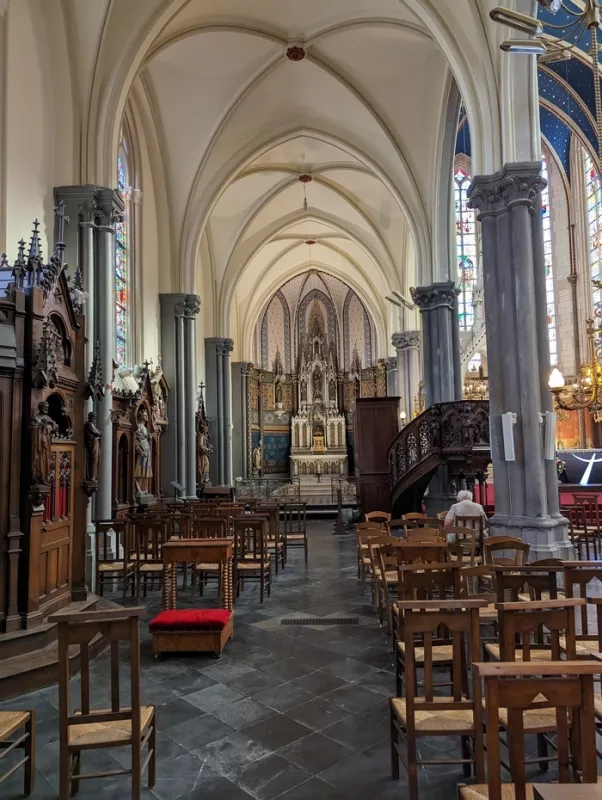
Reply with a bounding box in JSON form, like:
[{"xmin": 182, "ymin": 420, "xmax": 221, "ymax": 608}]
[
  {"xmin": 196, "ymin": 416, "xmax": 212, "ymax": 485},
  {"xmin": 252, "ymin": 443, "xmax": 262, "ymax": 474},
  {"xmin": 30, "ymin": 400, "xmax": 59, "ymax": 484},
  {"xmin": 134, "ymin": 407, "xmax": 153, "ymax": 494},
  {"xmin": 83, "ymin": 411, "xmax": 102, "ymax": 484},
  {"xmin": 275, "ymin": 380, "xmax": 283, "ymax": 406},
  {"xmin": 300, "ymin": 380, "xmax": 307, "ymax": 403},
  {"xmin": 329, "ymin": 377, "xmax": 336, "ymax": 404}
]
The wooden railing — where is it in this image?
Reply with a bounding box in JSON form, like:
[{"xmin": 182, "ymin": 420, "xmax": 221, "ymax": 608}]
[{"xmin": 388, "ymin": 401, "xmax": 491, "ymax": 515}]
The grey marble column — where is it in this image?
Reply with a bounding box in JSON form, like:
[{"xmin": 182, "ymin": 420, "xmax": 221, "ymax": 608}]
[
  {"xmin": 411, "ymin": 284, "xmax": 461, "ymax": 407},
  {"xmin": 222, "ymin": 338, "xmax": 234, "ymax": 485},
  {"xmin": 205, "ymin": 338, "xmax": 234, "ymax": 485},
  {"xmin": 392, "ymin": 331, "xmax": 421, "ymax": 420},
  {"xmin": 468, "ymin": 162, "xmax": 571, "ymax": 559},
  {"xmin": 94, "ymin": 190, "xmax": 124, "ymax": 520},
  {"xmin": 183, "ymin": 295, "xmax": 200, "ymax": 497},
  {"xmin": 159, "ymin": 294, "xmax": 187, "ymax": 497}
]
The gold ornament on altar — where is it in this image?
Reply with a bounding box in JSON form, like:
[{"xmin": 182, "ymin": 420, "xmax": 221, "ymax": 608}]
[{"xmin": 549, "ymin": 282, "xmax": 602, "ymax": 421}]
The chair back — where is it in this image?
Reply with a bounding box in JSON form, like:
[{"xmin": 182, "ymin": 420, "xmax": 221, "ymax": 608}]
[
  {"xmin": 496, "ymin": 598, "xmax": 584, "ymax": 661},
  {"xmin": 405, "ymin": 527, "xmax": 446, "ymax": 544},
  {"xmin": 398, "ymin": 562, "xmax": 463, "ymax": 603},
  {"xmin": 50, "ymin": 608, "xmax": 146, "ymax": 746},
  {"xmin": 411, "ymin": 517, "xmax": 445, "ymax": 529},
  {"xmin": 358, "ymin": 520, "xmax": 388, "ymax": 532},
  {"xmin": 494, "ymin": 560, "xmax": 563, "ymax": 603},
  {"xmin": 164, "ymin": 514, "xmax": 191, "ymax": 539},
  {"xmin": 400, "ymin": 513, "xmax": 426, "ymax": 529},
  {"xmin": 573, "ymin": 492, "xmax": 602, "ymax": 530},
  {"xmin": 191, "ymin": 516, "xmax": 227, "ymax": 539},
  {"xmin": 483, "ymin": 535, "xmax": 529, "ymax": 566},
  {"xmin": 460, "ymin": 564, "xmax": 496, "ymax": 604},
  {"xmin": 130, "ymin": 518, "xmax": 166, "ymax": 566},
  {"xmin": 447, "ymin": 527, "xmax": 480, "ymax": 566},
  {"xmin": 399, "ymin": 599, "xmax": 485, "ymax": 725},
  {"xmin": 365, "ymin": 511, "xmax": 391, "ymax": 525},
  {"xmin": 474, "ymin": 661, "xmax": 599, "ymax": 800},
  {"xmin": 95, "ymin": 520, "xmax": 129, "ymax": 565},
  {"xmin": 454, "ymin": 514, "xmax": 484, "ymax": 531},
  {"xmin": 233, "ymin": 516, "xmax": 268, "ymax": 565},
  {"xmin": 283, "ymin": 503, "xmax": 307, "ymax": 534},
  {"xmin": 564, "ymin": 562, "xmax": 602, "ymax": 647}
]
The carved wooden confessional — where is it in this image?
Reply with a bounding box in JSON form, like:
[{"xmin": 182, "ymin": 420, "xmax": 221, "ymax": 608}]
[{"xmin": 0, "ymin": 212, "xmax": 88, "ymax": 632}]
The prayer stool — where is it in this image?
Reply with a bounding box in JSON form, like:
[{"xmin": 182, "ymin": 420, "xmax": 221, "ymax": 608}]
[{"xmin": 149, "ymin": 608, "xmax": 233, "ymax": 657}]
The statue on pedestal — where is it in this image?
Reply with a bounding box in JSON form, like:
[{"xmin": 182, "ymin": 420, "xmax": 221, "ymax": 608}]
[
  {"xmin": 134, "ymin": 407, "xmax": 153, "ymax": 494},
  {"xmin": 30, "ymin": 400, "xmax": 58, "ymax": 484},
  {"xmin": 83, "ymin": 411, "xmax": 102, "ymax": 484},
  {"xmin": 252, "ymin": 443, "xmax": 262, "ymax": 475}
]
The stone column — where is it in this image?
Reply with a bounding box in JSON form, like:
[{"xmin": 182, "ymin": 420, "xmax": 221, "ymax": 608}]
[
  {"xmin": 94, "ymin": 190, "xmax": 124, "ymax": 521},
  {"xmin": 411, "ymin": 284, "xmax": 461, "ymax": 408},
  {"xmin": 159, "ymin": 294, "xmax": 187, "ymax": 497},
  {"xmin": 205, "ymin": 338, "xmax": 234, "ymax": 485},
  {"xmin": 469, "ymin": 162, "xmax": 571, "ymax": 559},
  {"xmin": 392, "ymin": 331, "xmax": 421, "ymax": 420},
  {"xmin": 183, "ymin": 295, "xmax": 200, "ymax": 497}
]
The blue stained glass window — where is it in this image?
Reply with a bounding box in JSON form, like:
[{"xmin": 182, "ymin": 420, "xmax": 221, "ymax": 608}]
[
  {"xmin": 584, "ymin": 150, "xmax": 602, "ymax": 314},
  {"xmin": 454, "ymin": 167, "xmax": 477, "ymax": 331},
  {"xmin": 116, "ymin": 141, "xmax": 129, "ymax": 366},
  {"xmin": 541, "ymin": 156, "xmax": 557, "ymax": 366}
]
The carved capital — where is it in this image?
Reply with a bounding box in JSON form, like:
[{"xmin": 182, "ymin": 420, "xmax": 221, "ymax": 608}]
[
  {"xmin": 174, "ymin": 302, "xmax": 186, "ymax": 318},
  {"xmin": 95, "ymin": 207, "xmax": 123, "ymax": 230},
  {"xmin": 410, "ymin": 282, "xmax": 459, "ymax": 312},
  {"xmin": 567, "ymin": 274, "xmax": 578, "ymax": 286},
  {"xmin": 183, "ymin": 294, "xmax": 201, "ymax": 318},
  {"xmin": 468, "ymin": 161, "xmax": 544, "ymax": 220},
  {"xmin": 392, "ymin": 331, "xmax": 420, "ymax": 351},
  {"xmin": 77, "ymin": 199, "xmax": 97, "ymax": 225},
  {"xmin": 131, "ymin": 188, "xmax": 142, "ymax": 204}
]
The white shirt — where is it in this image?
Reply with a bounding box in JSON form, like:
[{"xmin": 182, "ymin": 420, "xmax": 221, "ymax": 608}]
[{"xmin": 445, "ymin": 499, "xmax": 488, "ymax": 526}]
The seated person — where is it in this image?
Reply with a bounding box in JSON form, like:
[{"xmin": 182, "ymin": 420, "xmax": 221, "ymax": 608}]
[{"xmin": 444, "ymin": 489, "xmax": 488, "ymax": 534}]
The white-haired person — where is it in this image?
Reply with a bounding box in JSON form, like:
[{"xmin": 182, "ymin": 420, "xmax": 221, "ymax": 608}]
[{"xmin": 444, "ymin": 489, "xmax": 488, "ymax": 530}]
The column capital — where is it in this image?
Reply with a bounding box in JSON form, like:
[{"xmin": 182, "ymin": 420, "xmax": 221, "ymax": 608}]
[
  {"xmin": 468, "ymin": 161, "xmax": 544, "ymax": 220},
  {"xmin": 410, "ymin": 282, "xmax": 459, "ymax": 312},
  {"xmin": 392, "ymin": 330, "xmax": 420, "ymax": 351},
  {"xmin": 206, "ymin": 337, "xmax": 234, "ymax": 355},
  {"xmin": 95, "ymin": 188, "xmax": 124, "ymax": 231},
  {"xmin": 183, "ymin": 294, "xmax": 201, "ymax": 318}
]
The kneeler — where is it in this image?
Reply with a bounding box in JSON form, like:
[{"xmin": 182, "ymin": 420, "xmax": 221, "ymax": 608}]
[{"xmin": 149, "ymin": 538, "xmax": 234, "ymax": 657}]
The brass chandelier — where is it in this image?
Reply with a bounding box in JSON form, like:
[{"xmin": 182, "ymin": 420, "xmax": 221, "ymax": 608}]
[{"xmin": 491, "ymin": 0, "xmax": 602, "ymax": 172}]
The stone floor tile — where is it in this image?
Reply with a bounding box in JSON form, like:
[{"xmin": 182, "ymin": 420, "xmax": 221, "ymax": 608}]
[
  {"xmin": 228, "ymin": 753, "xmax": 311, "ymax": 800},
  {"xmin": 252, "ymin": 683, "xmax": 315, "ymax": 713},
  {"xmin": 284, "ymin": 697, "xmax": 351, "ymax": 732},
  {"xmin": 278, "ymin": 732, "xmax": 354, "ymax": 774},
  {"xmin": 211, "ymin": 697, "xmax": 276, "ymax": 730},
  {"xmin": 243, "ymin": 714, "xmax": 312, "ymax": 751},
  {"xmin": 191, "ymin": 731, "xmax": 272, "ymax": 776}
]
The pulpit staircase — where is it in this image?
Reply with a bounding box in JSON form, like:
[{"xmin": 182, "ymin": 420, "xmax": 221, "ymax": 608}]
[{"xmin": 387, "ymin": 400, "xmax": 491, "ymax": 517}]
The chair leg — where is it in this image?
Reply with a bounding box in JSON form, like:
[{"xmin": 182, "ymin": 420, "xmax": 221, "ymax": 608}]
[
  {"xmin": 148, "ymin": 719, "xmax": 157, "ymax": 789},
  {"xmin": 24, "ymin": 712, "xmax": 35, "ymax": 796},
  {"xmin": 59, "ymin": 744, "xmax": 70, "ymax": 800},
  {"xmin": 537, "ymin": 733, "xmax": 549, "ymax": 772},
  {"xmin": 69, "ymin": 751, "xmax": 80, "ymax": 797},
  {"xmin": 461, "ymin": 736, "xmax": 471, "ymax": 777},
  {"xmin": 260, "ymin": 567, "xmax": 264, "ymax": 603},
  {"xmin": 407, "ymin": 730, "xmax": 419, "ymax": 800},
  {"xmin": 390, "ymin": 705, "xmax": 400, "ymax": 779}
]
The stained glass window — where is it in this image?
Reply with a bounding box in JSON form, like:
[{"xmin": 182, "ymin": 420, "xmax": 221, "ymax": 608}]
[
  {"xmin": 541, "ymin": 156, "xmax": 557, "ymax": 366},
  {"xmin": 454, "ymin": 167, "xmax": 477, "ymax": 330},
  {"xmin": 116, "ymin": 140, "xmax": 129, "ymax": 366},
  {"xmin": 585, "ymin": 150, "xmax": 602, "ymax": 314}
]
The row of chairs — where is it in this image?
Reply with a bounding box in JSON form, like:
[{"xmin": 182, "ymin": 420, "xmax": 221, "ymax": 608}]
[
  {"xmin": 383, "ymin": 554, "xmax": 602, "ymax": 798},
  {"xmin": 95, "ymin": 502, "xmax": 309, "ymax": 604}
]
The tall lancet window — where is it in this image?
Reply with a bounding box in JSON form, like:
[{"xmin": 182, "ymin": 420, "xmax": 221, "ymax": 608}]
[
  {"xmin": 116, "ymin": 137, "xmax": 130, "ymax": 366},
  {"xmin": 585, "ymin": 150, "xmax": 602, "ymax": 313},
  {"xmin": 454, "ymin": 167, "xmax": 477, "ymax": 330},
  {"xmin": 541, "ymin": 155, "xmax": 557, "ymax": 365}
]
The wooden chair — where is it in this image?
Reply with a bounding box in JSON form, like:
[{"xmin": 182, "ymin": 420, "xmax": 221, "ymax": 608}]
[
  {"xmin": 0, "ymin": 709, "xmax": 35, "ymax": 796},
  {"xmin": 356, "ymin": 528, "xmax": 383, "ymax": 587},
  {"xmin": 50, "ymin": 607, "xmax": 155, "ymax": 800},
  {"xmin": 483, "ymin": 536, "xmax": 529, "ymax": 567},
  {"xmin": 282, "ymin": 503, "xmax": 308, "ymax": 563},
  {"xmin": 190, "ymin": 517, "xmax": 228, "ymax": 600},
  {"xmin": 572, "ymin": 493, "xmax": 602, "ymax": 559},
  {"xmin": 454, "ymin": 514, "xmax": 487, "ymax": 551},
  {"xmin": 130, "ymin": 519, "xmax": 166, "ymax": 603},
  {"xmin": 406, "ymin": 527, "xmax": 446, "ymax": 544},
  {"xmin": 459, "ymin": 661, "xmax": 600, "ymax": 800},
  {"xmin": 460, "ymin": 565, "xmax": 498, "ymax": 627},
  {"xmin": 394, "ymin": 564, "xmax": 464, "ymax": 695},
  {"xmin": 411, "ymin": 517, "xmax": 445, "ymax": 530},
  {"xmin": 257, "ymin": 505, "xmax": 285, "ymax": 574},
  {"xmin": 368, "ymin": 537, "xmax": 404, "ymax": 623},
  {"xmin": 95, "ymin": 520, "xmax": 134, "ymax": 602},
  {"xmin": 563, "ymin": 562, "xmax": 602, "ymax": 657},
  {"xmin": 494, "ymin": 561, "xmax": 563, "ymax": 604},
  {"xmin": 485, "ymin": 598, "xmax": 583, "ymax": 774},
  {"xmin": 365, "ymin": 510, "xmax": 391, "ymax": 526},
  {"xmin": 390, "ymin": 599, "xmax": 486, "ymax": 800},
  {"xmin": 447, "ymin": 527, "xmax": 481, "ymax": 567},
  {"xmin": 233, "ymin": 517, "xmax": 272, "ymax": 602}
]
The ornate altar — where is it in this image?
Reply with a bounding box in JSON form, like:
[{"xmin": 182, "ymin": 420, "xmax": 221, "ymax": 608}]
[
  {"xmin": 290, "ymin": 331, "xmax": 347, "ymax": 478},
  {"xmin": 111, "ymin": 361, "xmax": 168, "ymax": 514},
  {"xmin": 0, "ymin": 212, "xmax": 88, "ymax": 631}
]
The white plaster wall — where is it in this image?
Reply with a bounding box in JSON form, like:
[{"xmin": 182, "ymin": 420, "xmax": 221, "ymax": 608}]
[{"xmin": 4, "ymin": 0, "xmax": 75, "ymax": 254}]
